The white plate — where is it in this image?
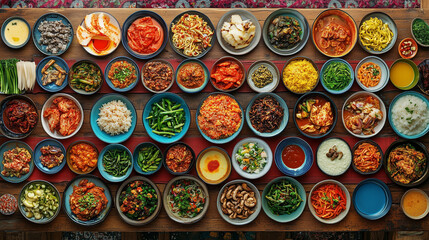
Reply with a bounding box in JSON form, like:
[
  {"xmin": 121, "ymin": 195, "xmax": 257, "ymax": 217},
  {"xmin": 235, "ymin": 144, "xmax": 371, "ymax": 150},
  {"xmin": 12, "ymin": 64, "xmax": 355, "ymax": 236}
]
[
  {"xmin": 41, "ymin": 93, "xmax": 84, "ymax": 139},
  {"xmin": 231, "ymin": 137, "xmax": 273, "ymax": 179},
  {"xmin": 247, "ymin": 60, "xmax": 280, "ymax": 93}
]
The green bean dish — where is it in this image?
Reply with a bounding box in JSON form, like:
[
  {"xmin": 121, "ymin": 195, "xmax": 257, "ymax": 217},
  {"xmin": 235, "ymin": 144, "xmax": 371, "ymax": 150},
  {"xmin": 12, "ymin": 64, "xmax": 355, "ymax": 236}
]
[
  {"xmin": 265, "ymin": 180, "xmax": 303, "ymax": 215},
  {"xmin": 70, "ymin": 62, "xmax": 102, "ymax": 92},
  {"xmin": 138, "ymin": 145, "xmax": 162, "ymax": 173},
  {"xmin": 322, "ymin": 61, "xmax": 351, "ymax": 91},
  {"xmin": 146, "ymin": 98, "xmax": 186, "ymax": 137},
  {"xmin": 102, "ymin": 149, "xmax": 132, "ymax": 177}
]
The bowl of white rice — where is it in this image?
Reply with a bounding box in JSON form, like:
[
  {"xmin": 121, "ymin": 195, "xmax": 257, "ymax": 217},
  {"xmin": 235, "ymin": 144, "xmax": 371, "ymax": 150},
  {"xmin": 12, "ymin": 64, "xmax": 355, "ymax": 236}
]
[
  {"xmin": 389, "ymin": 91, "xmax": 429, "ymax": 139},
  {"xmin": 90, "ymin": 93, "xmax": 137, "ymax": 144},
  {"xmin": 316, "ymin": 137, "xmax": 352, "ymax": 176}
]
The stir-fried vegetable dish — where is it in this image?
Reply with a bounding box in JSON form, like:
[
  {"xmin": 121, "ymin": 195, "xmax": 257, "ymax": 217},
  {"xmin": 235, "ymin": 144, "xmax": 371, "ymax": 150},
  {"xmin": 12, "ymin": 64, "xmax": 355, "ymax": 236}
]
[
  {"xmin": 168, "ymin": 179, "xmax": 205, "ymax": 218},
  {"xmin": 322, "ymin": 61, "xmax": 351, "ymax": 91},
  {"xmin": 137, "ymin": 145, "xmax": 162, "ymax": 173},
  {"xmin": 102, "ymin": 149, "xmax": 132, "ymax": 177},
  {"xmin": 146, "ymin": 98, "xmax": 186, "ymax": 137},
  {"xmin": 235, "ymin": 142, "xmax": 267, "ymax": 174},
  {"xmin": 69, "ymin": 62, "xmax": 102, "ymax": 92},
  {"xmin": 265, "ymin": 180, "xmax": 303, "ymax": 215},
  {"xmin": 268, "ymin": 16, "xmax": 302, "ymax": 49},
  {"xmin": 119, "ymin": 180, "xmax": 158, "ymax": 220},
  {"xmin": 387, "ymin": 144, "xmax": 426, "ymax": 185},
  {"xmin": 311, "ymin": 183, "xmax": 347, "ymax": 219}
]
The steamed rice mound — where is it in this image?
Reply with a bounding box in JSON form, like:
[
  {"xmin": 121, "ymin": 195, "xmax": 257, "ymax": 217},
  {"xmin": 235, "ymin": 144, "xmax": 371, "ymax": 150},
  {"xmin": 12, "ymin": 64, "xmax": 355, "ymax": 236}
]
[
  {"xmin": 391, "ymin": 95, "xmax": 429, "ymax": 136},
  {"xmin": 97, "ymin": 100, "xmax": 132, "ymax": 136}
]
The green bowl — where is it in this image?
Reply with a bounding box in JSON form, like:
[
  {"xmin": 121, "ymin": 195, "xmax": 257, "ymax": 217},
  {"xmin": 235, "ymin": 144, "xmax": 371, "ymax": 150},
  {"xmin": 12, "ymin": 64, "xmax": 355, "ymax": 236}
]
[{"xmin": 389, "ymin": 59, "xmax": 419, "ymax": 90}]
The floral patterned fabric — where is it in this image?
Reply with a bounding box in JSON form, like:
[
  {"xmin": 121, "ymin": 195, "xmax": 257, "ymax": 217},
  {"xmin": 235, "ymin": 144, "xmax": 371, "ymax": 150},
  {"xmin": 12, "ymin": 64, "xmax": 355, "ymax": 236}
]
[{"xmin": 0, "ymin": 0, "xmax": 421, "ymax": 8}]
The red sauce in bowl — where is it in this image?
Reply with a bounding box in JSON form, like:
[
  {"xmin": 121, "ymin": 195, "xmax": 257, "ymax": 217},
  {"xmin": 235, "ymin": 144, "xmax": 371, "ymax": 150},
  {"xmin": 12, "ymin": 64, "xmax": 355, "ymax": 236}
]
[{"xmin": 282, "ymin": 144, "xmax": 305, "ymax": 168}]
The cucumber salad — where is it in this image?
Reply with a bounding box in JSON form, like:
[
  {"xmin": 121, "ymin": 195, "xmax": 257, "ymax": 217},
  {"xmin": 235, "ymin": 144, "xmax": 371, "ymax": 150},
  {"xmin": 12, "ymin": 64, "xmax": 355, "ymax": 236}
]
[
  {"xmin": 235, "ymin": 142, "xmax": 267, "ymax": 173},
  {"xmin": 20, "ymin": 183, "xmax": 59, "ymax": 220}
]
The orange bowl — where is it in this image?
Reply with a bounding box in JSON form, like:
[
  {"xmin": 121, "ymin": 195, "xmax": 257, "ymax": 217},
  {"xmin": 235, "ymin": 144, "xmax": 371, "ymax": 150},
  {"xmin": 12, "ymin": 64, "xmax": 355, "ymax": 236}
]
[
  {"xmin": 398, "ymin": 38, "xmax": 418, "ymax": 59},
  {"xmin": 312, "ymin": 9, "xmax": 358, "ymax": 58}
]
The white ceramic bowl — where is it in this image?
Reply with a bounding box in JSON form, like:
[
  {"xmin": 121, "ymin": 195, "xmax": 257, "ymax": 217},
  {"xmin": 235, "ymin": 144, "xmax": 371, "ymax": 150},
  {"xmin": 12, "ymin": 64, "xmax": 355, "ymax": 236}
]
[
  {"xmin": 308, "ymin": 179, "xmax": 351, "ymax": 224},
  {"xmin": 342, "ymin": 91, "xmax": 386, "ymax": 138},
  {"xmin": 231, "ymin": 138, "xmax": 273, "ymax": 179},
  {"xmin": 41, "ymin": 93, "xmax": 84, "ymax": 139},
  {"xmin": 355, "ymin": 56, "xmax": 389, "ymax": 92}
]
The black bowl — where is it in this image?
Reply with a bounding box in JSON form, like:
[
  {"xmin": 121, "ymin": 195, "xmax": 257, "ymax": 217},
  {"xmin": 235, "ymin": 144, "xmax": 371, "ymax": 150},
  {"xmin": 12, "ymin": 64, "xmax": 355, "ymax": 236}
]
[
  {"xmin": 122, "ymin": 10, "xmax": 168, "ymax": 60},
  {"xmin": 383, "ymin": 140, "xmax": 429, "ymax": 187},
  {"xmin": 417, "ymin": 59, "xmax": 429, "ymax": 96},
  {"xmin": 293, "ymin": 92, "xmax": 337, "ymax": 139},
  {"xmin": 169, "ymin": 10, "xmax": 215, "ymax": 59},
  {"xmin": 351, "ymin": 139, "xmax": 383, "ymax": 175},
  {"xmin": 0, "ymin": 95, "xmax": 39, "ymax": 139},
  {"xmin": 163, "ymin": 142, "xmax": 196, "ymax": 175}
]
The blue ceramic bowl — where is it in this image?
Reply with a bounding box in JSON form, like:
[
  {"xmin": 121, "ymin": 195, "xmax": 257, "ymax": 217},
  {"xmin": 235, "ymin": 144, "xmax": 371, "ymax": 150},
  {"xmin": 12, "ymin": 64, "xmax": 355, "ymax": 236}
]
[
  {"xmin": 98, "ymin": 144, "xmax": 133, "ymax": 182},
  {"xmin": 293, "ymin": 92, "xmax": 337, "ymax": 139},
  {"xmin": 34, "ymin": 139, "xmax": 66, "ymax": 174},
  {"xmin": 18, "ymin": 180, "xmax": 61, "ymax": 224},
  {"xmin": 274, "ymin": 137, "xmax": 313, "ymax": 177},
  {"xmin": 143, "ymin": 93, "xmax": 191, "ymax": 144},
  {"xmin": 63, "ymin": 174, "xmax": 112, "ymax": 226},
  {"xmin": 175, "ymin": 59, "xmax": 209, "ymax": 93},
  {"xmin": 169, "ymin": 10, "xmax": 215, "ymax": 59},
  {"xmin": 388, "ymin": 91, "xmax": 429, "ymax": 139},
  {"xmin": 1, "ymin": 16, "xmax": 31, "ymax": 49},
  {"xmin": 196, "ymin": 92, "xmax": 244, "ymax": 144},
  {"xmin": 32, "ymin": 13, "xmax": 73, "ymax": 56},
  {"xmin": 133, "ymin": 142, "xmax": 163, "ymax": 175},
  {"xmin": 353, "ymin": 178, "xmax": 392, "ymax": 220},
  {"xmin": 320, "ymin": 58, "xmax": 354, "ymax": 94},
  {"xmin": 0, "ymin": 140, "xmax": 34, "ymax": 183},
  {"xmin": 121, "ymin": 10, "xmax": 167, "ymax": 59},
  {"xmin": 104, "ymin": 56, "xmax": 139, "ymax": 92},
  {"xmin": 246, "ymin": 93, "xmax": 288, "ymax": 137},
  {"xmin": 90, "ymin": 94, "xmax": 137, "ymax": 144},
  {"xmin": 36, "ymin": 56, "xmax": 69, "ymax": 92},
  {"xmin": 262, "ymin": 176, "xmax": 306, "ymax": 223}
]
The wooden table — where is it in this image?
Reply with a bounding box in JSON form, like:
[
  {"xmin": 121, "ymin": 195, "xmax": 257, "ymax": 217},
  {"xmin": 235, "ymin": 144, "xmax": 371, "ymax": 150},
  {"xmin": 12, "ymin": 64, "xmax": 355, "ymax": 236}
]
[{"xmin": 1, "ymin": 8, "xmax": 429, "ymax": 232}]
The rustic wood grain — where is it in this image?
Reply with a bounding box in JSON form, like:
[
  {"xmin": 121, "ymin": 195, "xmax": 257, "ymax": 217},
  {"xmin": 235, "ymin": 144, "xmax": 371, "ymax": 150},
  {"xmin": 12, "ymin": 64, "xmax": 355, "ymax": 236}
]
[{"xmin": 0, "ymin": 8, "xmax": 429, "ymax": 232}]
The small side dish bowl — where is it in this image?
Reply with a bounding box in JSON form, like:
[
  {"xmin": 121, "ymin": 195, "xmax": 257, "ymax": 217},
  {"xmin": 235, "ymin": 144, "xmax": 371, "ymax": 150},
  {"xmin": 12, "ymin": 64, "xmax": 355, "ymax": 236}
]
[
  {"xmin": 121, "ymin": 10, "xmax": 167, "ymax": 60},
  {"xmin": 115, "ymin": 176, "xmax": 162, "ymax": 225},
  {"xmin": 142, "ymin": 92, "xmax": 190, "ymax": 144},
  {"xmin": 163, "ymin": 142, "xmax": 195, "ymax": 175},
  {"xmin": 262, "ymin": 9, "xmax": 310, "ymax": 56},
  {"xmin": 98, "ymin": 144, "xmax": 133, "ymax": 183},
  {"xmin": 41, "ymin": 93, "xmax": 84, "ymax": 140},
  {"xmin": 36, "ymin": 56, "xmax": 69, "ymax": 92},
  {"xmin": 282, "ymin": 56, "xmax": 319, "ymax": 94},
  {"xmin": 262, "ymin": 176, "xmax": 306, "ymax": 223},
  {"xmin": 246, "ymin": 92, "xmax": 288, "ymax": 138},
  {"xmin": 90, "ymin": 93, "xmax": 137, "ymax": 144},
  {"xmin": 175, "ymin": 59, "xmax": 209, "ymax": 93},
  {"xmin": 104, "ymin": 56, "xmax": 140, "ymax": 92},
  {"xmin": 141, "ymin": 59, "xmax": 175, "ymax": 94},
  {"xmin": 274, "ymin": 137, "xmax": 313, "ymax": 177},
  {"xmin": 196, "ymin": 146, "xmax": 231, "ymax": 185},
  {"xmin": 231, "ymin": 137, "xmax": 273, "ymax": 179},
  {"xmin": 320, "ymin": 58, "xmax": 354, "ymax": 94},
  {"xmin": 316, "ymin": 137, "xmax": 352, "ymax": 177},
  {"xmin": 293, "ymin": 91, "xmax": 337, "ymax": 139},
  {"xmin": 351, "ymin": 139, "xmax": 383, "ymax": 175},
  {"xmin": 34, "ymin": 139, "xmax": 66, "ymax": 175},
  {"xmin": 355, "ymin": 56, "xmax": 389, "ymax": 92},
  {"xmin": 308, "ymin": 179, "xmax": 351, "ymax": 224},
  {"xmin": 210, "ymin": 56, "xmax": 246, "ymax": 92},
  {"xmin": 0, "ymin": 140, "xmax": 34, "ymax": 183},
  {"xmin": 169, "ymin": 10, "xmax": 215, "ymax": 59},
  {"xmin": 133, "ymin": 142, "xmax": 163, "ymax": 176},
  {"xmin": 18, "ymin": 180, "xmax": 61, "ymax": 224},
  {"xmin": 388, "ymin": 91, "xmax": 429, "ymax": 139},
  {"xmin": 63, "ymin": 174, "xmax": 112, "ymax": 226},
  {"xmin": 0, "ymin": 95, "xmax": 39, "ymax": 139},
  {"xmin": 389, "ymin": 58, "xmax": 419, "ymax": 90},
  {"xmin": 1, "ymin": 16, "xmax": 31, "ymax": 49},
  {"xmin": 411, "ymin": 18, "xmax": 429, "ymax": 48},
  {"xmin": 196, "ymin": 92, "xmax": 244, "ymax": 144},
  {"xmin": 398, "ymin": 38, "xmax": 418, "ymax": 59},
  {"xmin": 342, "ymin": 91, "xmax": 386, "ymax": 138},
  {"xmin": 163, "ymin": 175, "xmax": 209, "ymax": 224},
  {"xmin": 247, "ymin": 60, "xmax": 280, "ymax": 93},
  {"xmin": 66, "ymin": 140, "xmax": 99, "ymax": 175},
  {"xmin": 217, "ymin": 179, "xmax": 261, "ymax": 225},
  {"xmin": 69, "ymin": 60, "xmax": 103, "ymax": 95},
  {"xmin": 401, "ymin": 188, "xmax": 429, "ymax": 220},
  {"xmin": 383, "ymin": 140, "xmax": 429, "ymax": 187}
]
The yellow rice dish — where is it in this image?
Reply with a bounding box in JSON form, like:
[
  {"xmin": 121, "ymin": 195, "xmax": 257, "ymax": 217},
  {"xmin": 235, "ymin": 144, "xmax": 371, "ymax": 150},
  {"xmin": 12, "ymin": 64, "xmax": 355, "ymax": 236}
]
[{"xmin": 283, "ymin": 59, "xmax": 318, "ymax": 93}]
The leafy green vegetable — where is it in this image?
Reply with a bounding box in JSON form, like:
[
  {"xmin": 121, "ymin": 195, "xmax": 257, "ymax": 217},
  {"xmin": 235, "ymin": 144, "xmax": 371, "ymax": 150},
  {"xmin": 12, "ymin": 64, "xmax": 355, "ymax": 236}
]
[
  {"xmin": 413, "ymin": 19, "xmax": 429, "ymax": 45},
  {"xmin": 146, "ymin": 98, "xmax": 186, "ymax": 137},
  {"xmin": 0, "ymin": 59, "xmax": 20, "ymax": 94},
  {"xmin": 265, "ymin": 180, "xmax": 303, "ymax": 215},
  {"xmin": 322, "ymin": 61, "xmax": 351, "ymax": 91},
  {"xmin": 102, "ymin": 149, "xmax": 132, "ymax": 177}
]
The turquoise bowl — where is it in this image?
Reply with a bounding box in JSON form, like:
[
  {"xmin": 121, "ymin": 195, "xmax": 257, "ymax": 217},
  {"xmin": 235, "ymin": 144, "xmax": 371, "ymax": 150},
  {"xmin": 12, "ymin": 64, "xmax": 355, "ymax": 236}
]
[
  {"xmin": 175, "ymin": 59, "xmax": 209, "ymax": 93},
  {"xmin": 104, "ymin": 56, "xmax": 140, "ymax": 92},
  {"xmin": 0, "ymin": 140, "xmax": 34, "ymax": 183},
  {"xmin": 98, "ymin": 144, "xmax": 133, "ymax": 182},
  {"xmin": 34, "ymin": 139, "xmax": 66, "ymax": 175},
  {"xmin": 320, "ymin": 58, "xmax": 354, "ymax": 94}
]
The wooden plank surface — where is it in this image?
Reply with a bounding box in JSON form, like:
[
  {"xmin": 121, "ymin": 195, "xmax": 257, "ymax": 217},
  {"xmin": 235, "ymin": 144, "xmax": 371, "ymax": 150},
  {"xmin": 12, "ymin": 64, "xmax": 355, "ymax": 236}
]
[{"xmin": 0, "ymin": 8, "xmax": 429, "ymax": 232}]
